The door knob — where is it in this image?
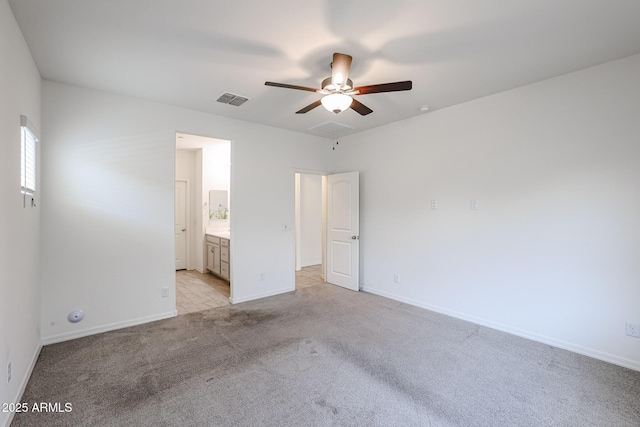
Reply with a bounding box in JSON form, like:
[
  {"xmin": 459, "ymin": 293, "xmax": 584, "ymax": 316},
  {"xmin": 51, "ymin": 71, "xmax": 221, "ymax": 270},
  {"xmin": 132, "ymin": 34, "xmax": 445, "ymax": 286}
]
[
  {"xmin": 182, "ymin": 228, "xmax": 186, "ymax": 232},
  {"xmin": 351, "ymin": 236, "xmax": 358, "ymax": 240}
]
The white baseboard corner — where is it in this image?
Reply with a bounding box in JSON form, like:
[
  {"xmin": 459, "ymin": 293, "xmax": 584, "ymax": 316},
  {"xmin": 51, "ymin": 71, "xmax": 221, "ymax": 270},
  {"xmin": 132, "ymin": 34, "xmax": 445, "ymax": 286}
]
[
  {"xmin": 3, "ymin": 340, "xmax": 42, "ymax": 427},
  {"xmin": 41, "ymin": 310, "xmax": 177, "ymax": 345},
  {"xmin": 301, "ymin": 260, "xmax": 322, "ymax": 268},
  {"xmin": 230, "ymin": 287, "xmax": 294, "ymax": 304},
  {"xmin": 362, "ymin": 286, "xmax": 640, "ymax": 373}
]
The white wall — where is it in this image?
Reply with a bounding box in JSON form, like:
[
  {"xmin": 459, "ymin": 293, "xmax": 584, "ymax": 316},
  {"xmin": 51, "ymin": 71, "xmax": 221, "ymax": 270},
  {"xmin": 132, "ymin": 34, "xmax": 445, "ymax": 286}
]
[
  {"xmin": 40, "ymin": 80, "xmax": 331, "ymax": 342},
  {"xmin": 332, "ymin": 54, "xmax": 640, "ymax": 370},
  {"xmin": 299, "ymin": 174, "xmax": 322, "ymax": 267},
  {"xmin": 0, "ymin": 1, "xmax": 42, "ymax": 426},
  {"xmin": 230, "ymin": 130, "xmax": 330, "ymax": 302},
  {"xmin": 203, "ymin": 143, "xmax": 231, "ymax": 202}
]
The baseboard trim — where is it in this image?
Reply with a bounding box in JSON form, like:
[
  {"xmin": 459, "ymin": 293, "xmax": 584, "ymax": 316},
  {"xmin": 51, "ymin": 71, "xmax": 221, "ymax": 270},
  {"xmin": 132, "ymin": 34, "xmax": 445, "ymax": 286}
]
[
  {"xmin": 2, "ymin": 340, "xmax": 42, "ymax": 427},
  {"xmin": 301, "ymin": 261, "xmax": 322, "ymax": 268},
  {"xmin": 41, "ymin": 310, "xmax": 177, "ymax": 345},
  {"xmin": 230, "ymin": 287, "xmax": 293, "ymax": 304},
  {"xmin": 362, "ymin": 286, "xmax": 640, "ymax": 372}
]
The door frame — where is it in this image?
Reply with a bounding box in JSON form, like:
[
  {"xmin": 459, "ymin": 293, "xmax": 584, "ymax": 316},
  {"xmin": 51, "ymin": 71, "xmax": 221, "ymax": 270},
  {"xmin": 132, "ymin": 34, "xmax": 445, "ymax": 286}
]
[
  {"xmin": 293, "ymin": 168, "xmax": 330, "ymax": 288},
  {"xmin": 293, "ymin": 169, "xmax": 360, "ymax": 291},
  {"xmin": 175, "ymin": 178, "xmax": 191, "ymax": 270}
]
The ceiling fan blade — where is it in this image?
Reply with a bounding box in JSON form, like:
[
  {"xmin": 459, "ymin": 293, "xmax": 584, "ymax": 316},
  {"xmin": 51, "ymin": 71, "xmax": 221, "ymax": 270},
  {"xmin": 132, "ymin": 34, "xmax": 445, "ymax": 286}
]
[
  {"xmin": 295, "ymin": 99, "xmax": 322, "ymax": 114},
  {"xmin": 331, "ymin": 53, "xmax": 353, "ymax": 89},
  {"xmin": 350, "ymin": 98, "xmax": 373, "ymax": 116},
  {"xmin": 353, "ymin": 80, "xmax": 412, "ymax": 95},
  {"xmin": 265, "ymin": 81, "xmax": 318, "ymax": 92}
]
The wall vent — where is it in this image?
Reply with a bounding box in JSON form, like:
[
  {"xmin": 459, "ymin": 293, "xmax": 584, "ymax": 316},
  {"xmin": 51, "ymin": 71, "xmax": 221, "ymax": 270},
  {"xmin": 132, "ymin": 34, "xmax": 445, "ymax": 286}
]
[
  {"xmin": 308, "ymin": 121, "xmax": 355, "ymax": 138},
  {"xmin": 217, "ymin": 92, "xmax": 250, "ymax": 107}
]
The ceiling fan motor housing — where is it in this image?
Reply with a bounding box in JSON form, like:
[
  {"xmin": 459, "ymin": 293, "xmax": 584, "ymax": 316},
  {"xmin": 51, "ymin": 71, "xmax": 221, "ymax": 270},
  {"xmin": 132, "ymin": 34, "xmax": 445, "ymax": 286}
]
[{"xmin": 322, "ymin": 77, "xmax": 353, "ymax": 92}]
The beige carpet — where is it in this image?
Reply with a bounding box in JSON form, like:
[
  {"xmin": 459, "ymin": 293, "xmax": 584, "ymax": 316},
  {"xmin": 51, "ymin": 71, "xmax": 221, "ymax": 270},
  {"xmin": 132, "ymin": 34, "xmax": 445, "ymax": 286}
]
[{"xmin": 12, "ymin": 283, "xmax": 640, "ymax": 426}]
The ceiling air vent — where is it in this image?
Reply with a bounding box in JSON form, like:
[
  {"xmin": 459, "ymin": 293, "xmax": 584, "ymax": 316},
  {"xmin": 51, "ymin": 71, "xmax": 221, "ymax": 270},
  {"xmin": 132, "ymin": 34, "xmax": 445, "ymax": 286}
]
[
  {"xmin": 308, "ymin": 121, "xmax": 354, "ymax": 138},
  {"xmin": 217, "ymin": 92, "xmax": 250, "ymax": 107}
]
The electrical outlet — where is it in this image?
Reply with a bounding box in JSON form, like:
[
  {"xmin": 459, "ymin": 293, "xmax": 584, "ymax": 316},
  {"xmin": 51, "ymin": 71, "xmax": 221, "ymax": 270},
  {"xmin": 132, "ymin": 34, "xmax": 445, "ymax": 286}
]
[
  {"xmin": 626, "ymin": 322, "xmax": 640, "ymax": 338},
  {"xmin": 393, "ymin": 274, "xmax": 400, "ymax": 284},
  {"xmin": 161, "ymin": 287, "xmax": 169, "ymax": 298},
  {"xmin": 430, "ymin": 200, "xmax": 438, "ymax": 210},
  {"xmin": 7, "ymin": 362, "xmax": 11, "ymax": 383},
  {"xmin": 259, "ymin": 272, "xmax": 265, "ymax": 281}
]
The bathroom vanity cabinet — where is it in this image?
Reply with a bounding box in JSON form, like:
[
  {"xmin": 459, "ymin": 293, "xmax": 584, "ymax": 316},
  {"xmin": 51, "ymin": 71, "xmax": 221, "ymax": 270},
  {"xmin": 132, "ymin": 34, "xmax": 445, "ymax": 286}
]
[{"xmin": 206, "ymin": 234, "xmax": 230, "ymax": 281}]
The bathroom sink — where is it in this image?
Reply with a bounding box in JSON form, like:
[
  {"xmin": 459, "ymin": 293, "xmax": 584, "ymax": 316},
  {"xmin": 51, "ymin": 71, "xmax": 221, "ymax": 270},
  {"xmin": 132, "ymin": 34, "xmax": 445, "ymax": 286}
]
[{"xmin": 206, "ymin": 229, "xmax": 230, "ymax": 239}]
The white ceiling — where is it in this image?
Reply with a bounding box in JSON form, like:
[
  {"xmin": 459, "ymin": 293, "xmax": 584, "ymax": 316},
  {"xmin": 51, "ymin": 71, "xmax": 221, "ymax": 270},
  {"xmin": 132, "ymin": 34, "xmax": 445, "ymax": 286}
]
[{"xmin": 9, "ymin": 0, "xmax": 640, "ymax": 138}]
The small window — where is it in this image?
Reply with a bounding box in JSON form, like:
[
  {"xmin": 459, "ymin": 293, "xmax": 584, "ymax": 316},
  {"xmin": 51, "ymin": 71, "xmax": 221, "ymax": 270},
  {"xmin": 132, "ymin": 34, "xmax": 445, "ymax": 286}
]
[{"xmin": 20, "ymin": 115, "xmax": 39, "ymax": 204}]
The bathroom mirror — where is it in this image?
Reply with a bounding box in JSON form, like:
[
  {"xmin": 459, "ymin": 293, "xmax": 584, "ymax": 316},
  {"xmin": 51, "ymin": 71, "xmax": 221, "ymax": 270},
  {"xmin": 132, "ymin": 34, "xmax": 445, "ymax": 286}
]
[{"xmin": 209, "ymin": 190, "xmax": 229, "ymax": 220}]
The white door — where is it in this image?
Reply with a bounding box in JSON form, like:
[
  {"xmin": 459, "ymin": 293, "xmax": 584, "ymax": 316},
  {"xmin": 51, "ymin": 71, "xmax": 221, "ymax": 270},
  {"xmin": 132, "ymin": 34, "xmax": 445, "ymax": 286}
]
[
  {"xmin": 175, "ymin": 180, "xmax": 187, "ymax": 270},
  {"xmin": 326, "ymin": 171, "xmax": 359, "ymax": 291}
]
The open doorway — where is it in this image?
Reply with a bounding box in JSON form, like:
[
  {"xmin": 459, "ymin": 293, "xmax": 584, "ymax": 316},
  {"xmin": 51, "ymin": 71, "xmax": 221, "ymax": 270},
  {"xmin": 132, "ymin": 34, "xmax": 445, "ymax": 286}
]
[
  {"xmin": 295, "ymin": 170, "xmax": 361, "ymax": 292},
  {"xmin": 294, "ymin": 172, "xmax": 325, "ymax": 289},
  {"xmin": 175, "ymin": 132, "xmax": 231, "ymax": 314}
]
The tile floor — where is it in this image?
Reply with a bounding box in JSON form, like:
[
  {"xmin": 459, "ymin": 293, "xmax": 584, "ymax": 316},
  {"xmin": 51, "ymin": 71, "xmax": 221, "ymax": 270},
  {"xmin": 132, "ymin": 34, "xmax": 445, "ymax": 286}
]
[
  {"xmin": 176, "ymin": 264, "xmax": 324, "ymax": 315},
  {"xmin": 176, "ymin": 270, "xmax": 230, "ymax": 315},
  {"xmin": 296, "ymin": 264, "xmax": 324, "ymax": 289}
]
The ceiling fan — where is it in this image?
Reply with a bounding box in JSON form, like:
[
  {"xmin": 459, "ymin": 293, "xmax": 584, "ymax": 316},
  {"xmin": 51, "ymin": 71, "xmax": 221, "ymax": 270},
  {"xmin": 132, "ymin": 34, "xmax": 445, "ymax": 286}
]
[{"xmin": 265, "ymin": 53, "xmax": 412, "ymax": 116}]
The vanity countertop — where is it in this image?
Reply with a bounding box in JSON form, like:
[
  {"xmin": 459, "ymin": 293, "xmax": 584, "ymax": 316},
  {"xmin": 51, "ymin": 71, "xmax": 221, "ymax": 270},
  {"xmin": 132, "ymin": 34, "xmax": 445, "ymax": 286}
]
[{"xmin": 206, "ymin": 230, "xmax": 230, "ymax": 240}]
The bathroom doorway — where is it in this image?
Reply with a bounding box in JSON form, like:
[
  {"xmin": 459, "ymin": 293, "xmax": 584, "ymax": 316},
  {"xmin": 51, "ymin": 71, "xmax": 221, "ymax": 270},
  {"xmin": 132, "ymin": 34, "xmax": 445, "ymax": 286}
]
[
  {"xmin": 294, "ymin": 172, "xmax": 325, "ymax": 289},
  {"xmin": 175, "ymin": 132, "xmax": 231, "ymax": 314}
]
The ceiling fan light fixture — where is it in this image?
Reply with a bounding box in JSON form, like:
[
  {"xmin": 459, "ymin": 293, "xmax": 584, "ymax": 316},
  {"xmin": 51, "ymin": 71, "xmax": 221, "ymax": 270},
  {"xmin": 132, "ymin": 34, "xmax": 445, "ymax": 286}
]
[{"xmin": 321, "ymin": 93, "xmax": 353, "ymax": 114}]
